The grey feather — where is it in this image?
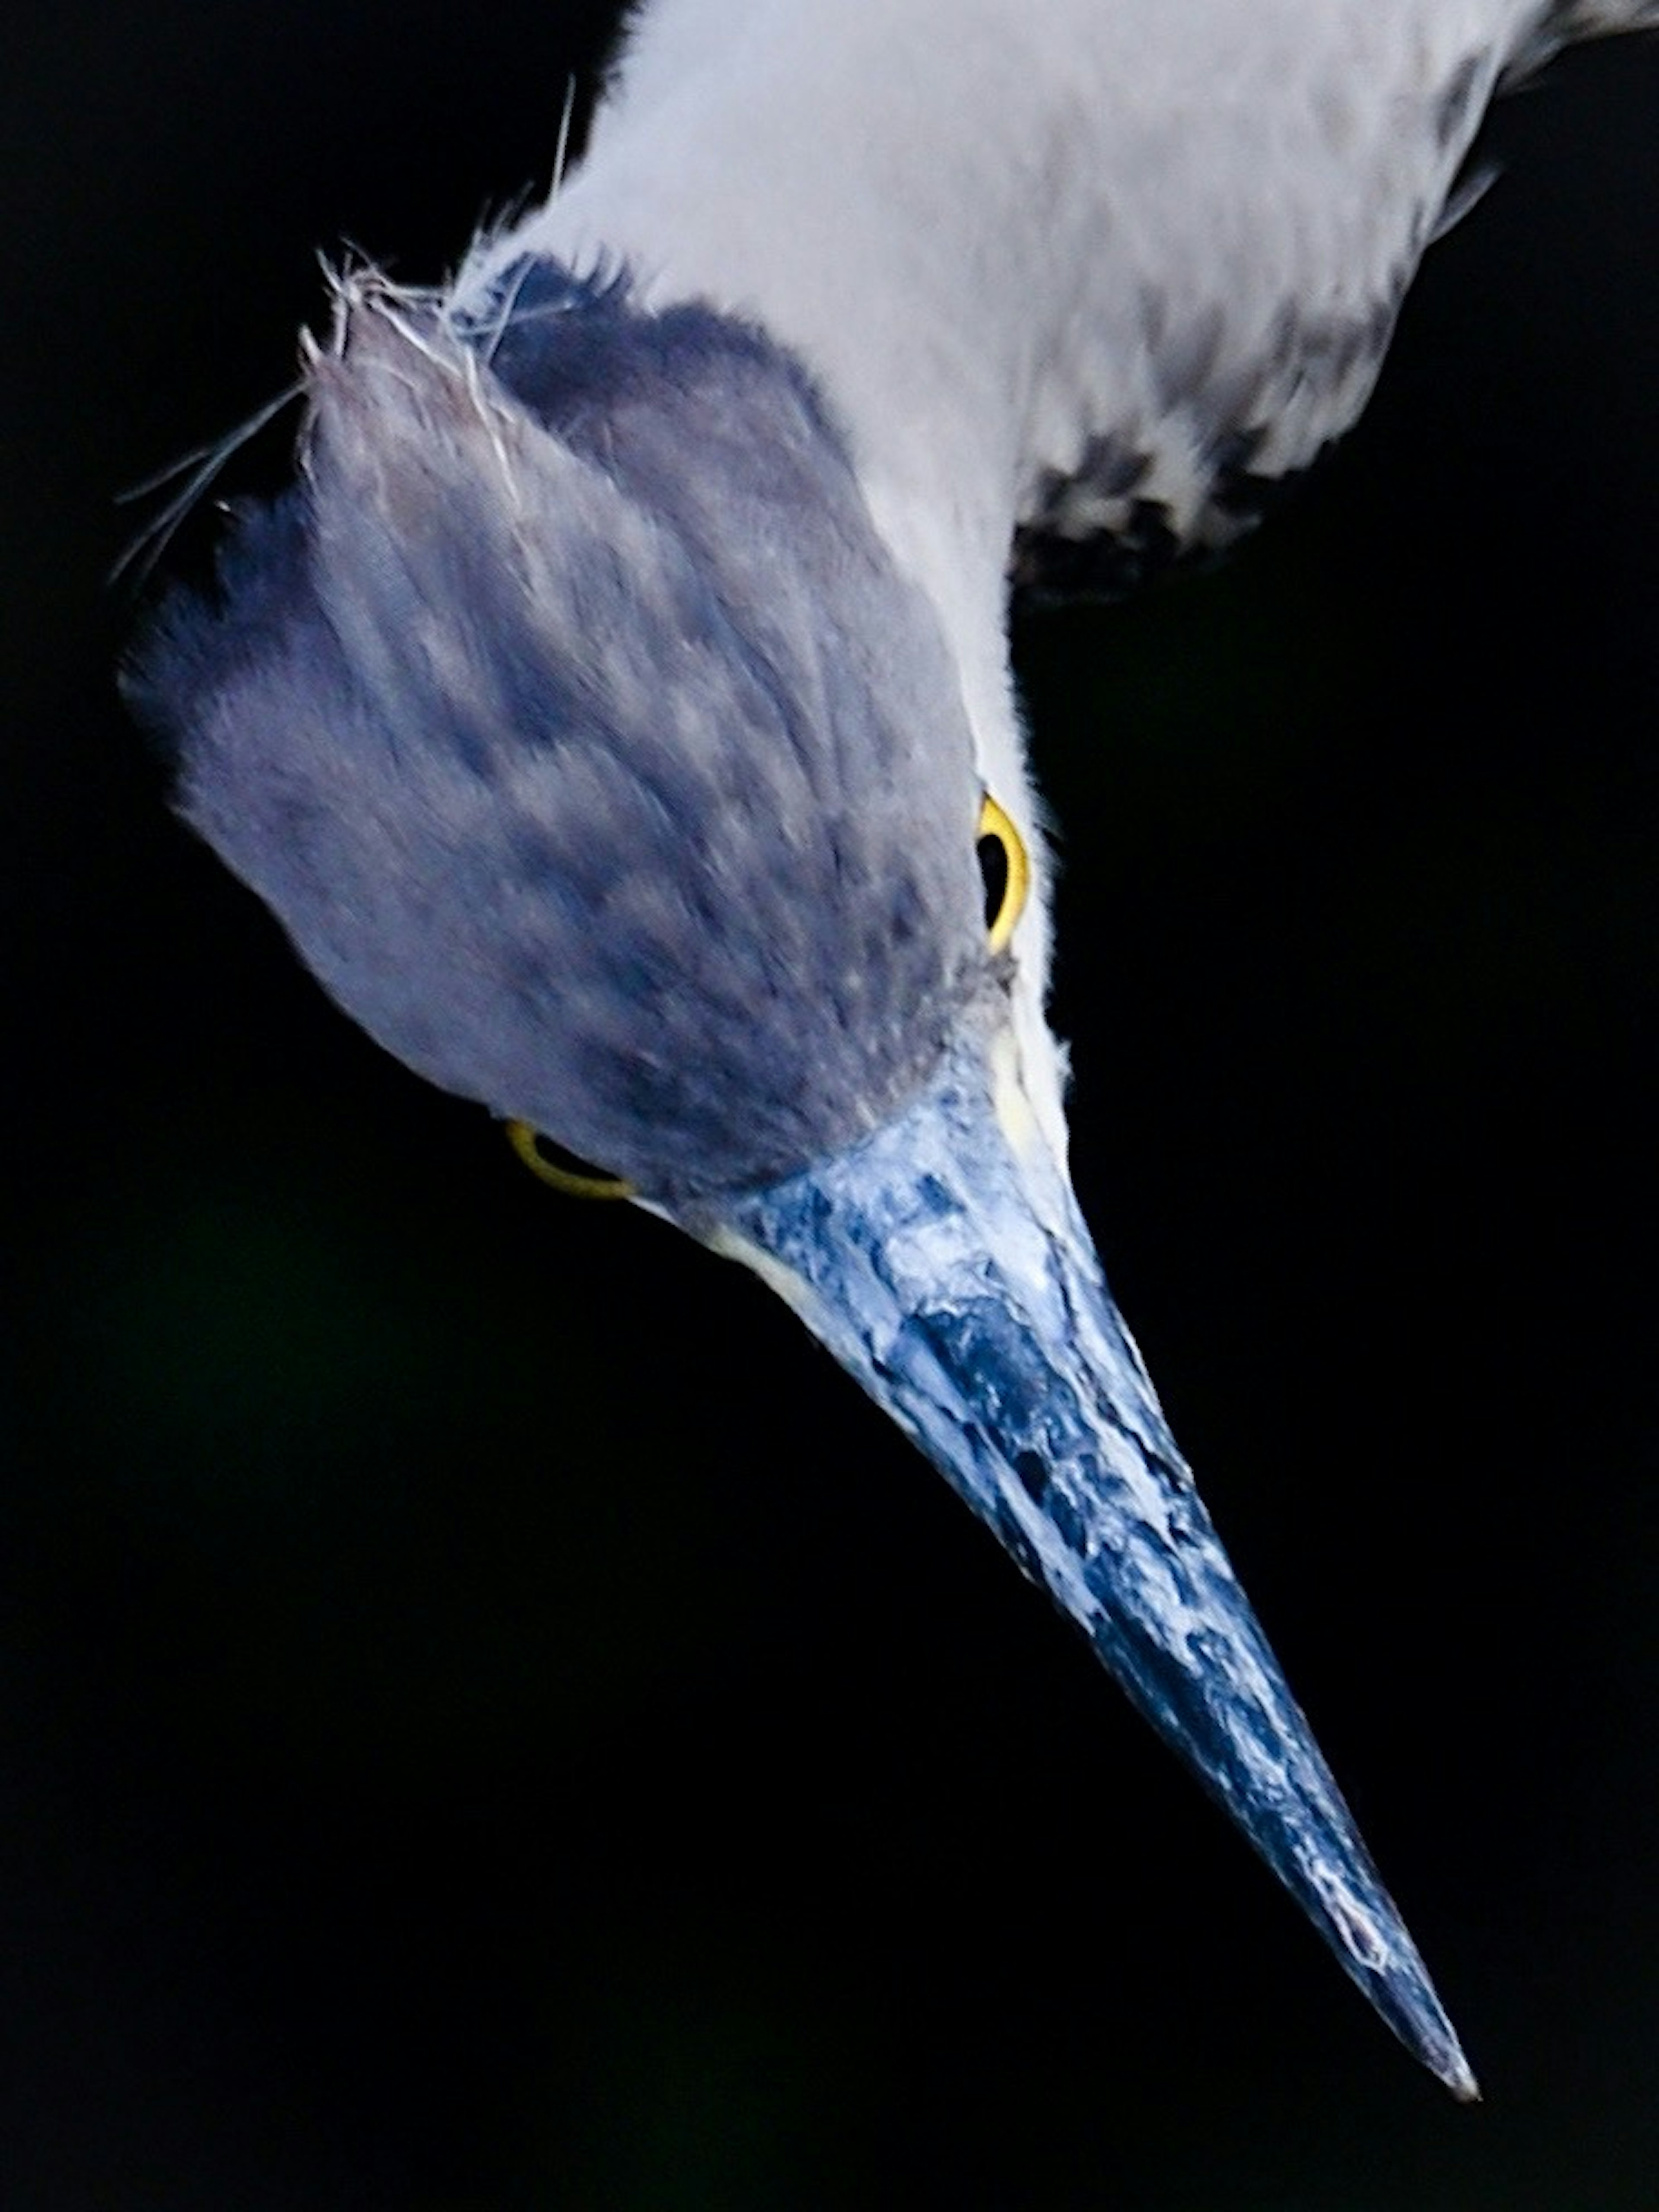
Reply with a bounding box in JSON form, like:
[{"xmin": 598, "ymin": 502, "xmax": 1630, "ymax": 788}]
[{"xmin": 125, "ymin": 266, "xmax": 988, "ymax": 1199}]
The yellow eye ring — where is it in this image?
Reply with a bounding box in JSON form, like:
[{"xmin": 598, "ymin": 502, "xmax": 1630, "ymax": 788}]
[
  {"xmin": 506, "ymin": 1120, "xmax": 635, "ymax": 1200},
  {"xmin": 977, "ymin": 791, "xmax": 1030, "ymax": 954}
]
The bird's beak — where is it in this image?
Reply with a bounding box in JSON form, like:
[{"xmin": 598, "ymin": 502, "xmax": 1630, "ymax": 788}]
[{"xmin": 677, "ymin": 1026, "xmax": 1477, "ymax": 2098}]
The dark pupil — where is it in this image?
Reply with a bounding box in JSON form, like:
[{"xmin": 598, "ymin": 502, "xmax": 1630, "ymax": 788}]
[
  {"xmin": 531, "ymin": 1131, "xmax": 619, "ymax": 1183},
  {"xmin": 977, "ymin": 831, "xmax": 1009, "ymax": 934}
]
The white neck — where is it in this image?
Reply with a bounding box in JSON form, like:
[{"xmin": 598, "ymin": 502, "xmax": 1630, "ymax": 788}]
[
  {"xmin": 454, "ymin": 0, "xmax": 1586, "ymax": 1163},
  {"xmin": 466, "ymin": 0, "xmax": 1547, "ymax": 772}
]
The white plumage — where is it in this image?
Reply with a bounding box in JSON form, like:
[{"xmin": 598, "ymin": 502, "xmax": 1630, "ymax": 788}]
[{"xmin": 465, "ymin": 0, "xmax": 1657, "ymax": 1166}]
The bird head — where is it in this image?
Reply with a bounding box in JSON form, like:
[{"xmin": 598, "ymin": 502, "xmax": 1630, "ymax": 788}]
[{"xmin": 125, "ymin": 258, "xmax": 1473, "ymax": 2094}]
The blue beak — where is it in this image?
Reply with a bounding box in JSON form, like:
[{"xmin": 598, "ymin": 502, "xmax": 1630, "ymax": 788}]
[{"xmin": 680, "ymin": 1031, "xmax": 1476, "ymax": 2098}]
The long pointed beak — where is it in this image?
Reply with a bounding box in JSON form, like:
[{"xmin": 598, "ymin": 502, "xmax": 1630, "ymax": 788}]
[{"xmin": 678, "ymin": 1031, "xmax": 1476, "ymax": 2099}]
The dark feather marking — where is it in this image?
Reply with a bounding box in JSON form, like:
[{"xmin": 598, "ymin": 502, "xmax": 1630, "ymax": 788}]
[
  {"xmin": 1012, "ymin": 497, "xmax": 1184, "ymax": 605},
  {"xmin": 1013, "ymin": 274, "xmax": 1405, "ymax": 605}
]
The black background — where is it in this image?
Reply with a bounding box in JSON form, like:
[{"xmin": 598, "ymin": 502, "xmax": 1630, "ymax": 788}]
[{"xmin": 9, "ymin": 8, "xmax": 1659, "ymax": 2206}]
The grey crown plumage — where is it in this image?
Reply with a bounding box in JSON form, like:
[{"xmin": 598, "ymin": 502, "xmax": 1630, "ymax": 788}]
[{"xmin": 126, "ymin": 262, "xmax": 990, "ymax": 1199}]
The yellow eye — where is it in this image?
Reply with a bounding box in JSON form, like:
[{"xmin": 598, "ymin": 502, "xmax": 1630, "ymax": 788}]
[
  {"xmin": 977, "ymin": 791, "xmax": 1030, "ymax": 953},
  {"xmin": 506, "ymin": 1121, "xmax": 635, "ymax": 1200}
]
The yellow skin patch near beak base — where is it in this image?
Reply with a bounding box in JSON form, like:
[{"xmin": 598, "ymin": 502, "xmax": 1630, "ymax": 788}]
[
  {"xmin": 989, "ymin": 1022, "xmax": 1047, "ymax": 1168},
  {"xmin": 701, "ymin": 1222, "xmax": 826, "ymax": 1331}
]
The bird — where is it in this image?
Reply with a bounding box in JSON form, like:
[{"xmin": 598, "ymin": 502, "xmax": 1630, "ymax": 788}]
[{"xmin": 123, "ymin": 0, "xmax": 1658, "ymax": 2100}]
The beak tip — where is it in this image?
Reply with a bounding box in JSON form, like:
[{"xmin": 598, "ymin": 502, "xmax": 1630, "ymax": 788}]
[
  {"xmin": 1408, "ymin": 2005, "xmax": 1480, "ymax": 2104},
  {"xmin": 1356, "ymin": 1939, "xmax": 1479, "ymax": 2102},
  {"xmin": 1427, "ymin": 2032, "xmax": 1482, "ymax": 2104},
  {"xmin": 1297, "ymin": 1843, "xmax": 1478, "ymax": 2101},
  {"xmin": 1419, "ymin": 2004, "xmax": 1481, "ymax": 2104}
]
